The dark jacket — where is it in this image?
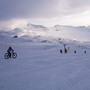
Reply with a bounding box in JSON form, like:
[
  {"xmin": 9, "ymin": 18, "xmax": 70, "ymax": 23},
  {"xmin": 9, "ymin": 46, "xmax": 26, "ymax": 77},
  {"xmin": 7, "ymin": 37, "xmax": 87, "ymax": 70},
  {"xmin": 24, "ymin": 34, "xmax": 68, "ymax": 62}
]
[{"xmin": 7, "ymin": 47, "xmax": 14, "ymax": 53}]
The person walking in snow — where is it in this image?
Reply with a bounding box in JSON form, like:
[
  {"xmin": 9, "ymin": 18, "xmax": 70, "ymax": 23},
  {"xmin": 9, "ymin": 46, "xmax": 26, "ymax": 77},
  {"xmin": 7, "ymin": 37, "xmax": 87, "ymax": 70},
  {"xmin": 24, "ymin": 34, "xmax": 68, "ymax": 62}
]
[{"xmin": 60, "ymin": 49, "xmax": 63, "ymax": 53}]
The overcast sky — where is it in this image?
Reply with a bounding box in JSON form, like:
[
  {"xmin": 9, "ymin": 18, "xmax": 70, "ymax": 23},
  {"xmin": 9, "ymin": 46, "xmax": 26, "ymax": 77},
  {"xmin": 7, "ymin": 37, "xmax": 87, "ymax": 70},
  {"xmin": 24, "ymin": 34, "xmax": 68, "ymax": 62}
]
[{"xmin": 0, "ymin": 0, "xmax": 90, "ymax": 27}]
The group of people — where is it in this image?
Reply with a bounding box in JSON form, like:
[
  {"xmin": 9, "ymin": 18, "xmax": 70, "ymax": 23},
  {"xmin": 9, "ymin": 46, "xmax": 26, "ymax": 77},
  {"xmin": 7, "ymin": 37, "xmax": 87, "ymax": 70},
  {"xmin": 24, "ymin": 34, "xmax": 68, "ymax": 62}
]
[
  {"xmin": 60, "ymin": 47, "xmax": 87, "ymax": 54},
  {"xmin": 60, "ymin": 48, "xmax": 68, "ymax": 53}
]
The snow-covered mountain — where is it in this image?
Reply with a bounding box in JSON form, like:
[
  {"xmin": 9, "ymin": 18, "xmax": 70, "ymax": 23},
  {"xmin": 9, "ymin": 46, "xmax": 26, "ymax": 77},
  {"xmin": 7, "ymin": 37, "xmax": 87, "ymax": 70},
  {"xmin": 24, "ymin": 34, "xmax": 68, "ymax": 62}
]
[
  {"xmin": 1, "ymin": 24, "xmax": 90, "ymax": 90},
  {"xmin": 0, "ymin": 23, "xmax": 90, "ymax": 43}
]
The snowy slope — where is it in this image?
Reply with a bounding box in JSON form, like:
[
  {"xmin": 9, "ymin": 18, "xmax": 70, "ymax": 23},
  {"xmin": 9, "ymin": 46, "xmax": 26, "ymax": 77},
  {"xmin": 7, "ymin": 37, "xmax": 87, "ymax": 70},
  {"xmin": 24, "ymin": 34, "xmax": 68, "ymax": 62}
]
[
  {"xmin": 49, "ymin": 25, "xmax": 90, "ymax": 42},
  {"xmin": 0, "ymin": 24, "xmax": 90, "ymax": 90},
  {"xmin": 0, "ymin": 38, "xmax": 90, "ymax": 90},
  {"xmin": 0, "ymin": 24, "xmax": 90, "ymax": 43}
]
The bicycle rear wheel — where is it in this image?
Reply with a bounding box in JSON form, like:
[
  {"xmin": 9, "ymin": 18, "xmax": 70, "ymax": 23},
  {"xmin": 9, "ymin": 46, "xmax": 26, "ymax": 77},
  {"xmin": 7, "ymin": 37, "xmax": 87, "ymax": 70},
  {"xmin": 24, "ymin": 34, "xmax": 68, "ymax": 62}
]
[{"xmin": 4, "ymin": 53, "xmax": 9, "ymax": 59}]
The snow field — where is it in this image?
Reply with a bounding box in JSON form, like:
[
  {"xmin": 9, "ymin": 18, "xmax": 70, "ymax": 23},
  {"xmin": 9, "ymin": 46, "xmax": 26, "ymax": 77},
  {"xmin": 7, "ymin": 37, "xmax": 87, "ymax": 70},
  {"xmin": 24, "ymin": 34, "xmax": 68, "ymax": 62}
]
[{"xmin": 0, "ymin": 42, "xmax": 90, "ymax": 90}]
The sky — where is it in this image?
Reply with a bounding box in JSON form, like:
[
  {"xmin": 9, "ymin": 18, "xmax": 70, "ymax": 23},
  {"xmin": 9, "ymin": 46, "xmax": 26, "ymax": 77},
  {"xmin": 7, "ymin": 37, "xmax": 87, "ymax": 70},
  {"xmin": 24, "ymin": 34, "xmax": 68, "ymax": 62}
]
[{"xmin": 0, "ymin": 0, "xmax": 90, "ymax": 27}]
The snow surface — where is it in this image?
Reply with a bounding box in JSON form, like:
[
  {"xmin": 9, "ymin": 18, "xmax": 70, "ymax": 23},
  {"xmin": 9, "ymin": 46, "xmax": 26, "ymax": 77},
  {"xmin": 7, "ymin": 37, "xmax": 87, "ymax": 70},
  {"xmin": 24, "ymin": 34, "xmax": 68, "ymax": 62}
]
[
  {"xmin": 0, "ymin": 24, "xmax": 90, "ymax": 90},
  {"xmin": 0, "ymin": 40, "xmax": 90, "ymax": 90}
]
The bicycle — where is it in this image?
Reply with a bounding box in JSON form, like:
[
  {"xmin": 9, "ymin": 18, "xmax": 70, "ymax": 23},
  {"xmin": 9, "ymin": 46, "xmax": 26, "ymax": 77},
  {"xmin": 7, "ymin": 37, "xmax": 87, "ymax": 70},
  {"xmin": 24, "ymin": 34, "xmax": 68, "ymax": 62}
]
[{"xmin": 4, "ymin": 51, "xmax": 17, "ymax": 59}]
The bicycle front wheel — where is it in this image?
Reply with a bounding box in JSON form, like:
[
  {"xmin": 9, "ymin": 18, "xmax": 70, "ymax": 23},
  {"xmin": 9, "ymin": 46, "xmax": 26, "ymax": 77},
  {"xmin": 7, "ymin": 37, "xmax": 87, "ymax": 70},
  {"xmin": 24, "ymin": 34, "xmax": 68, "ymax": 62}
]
[{"xmin": 12, "ymin": 53, "xmax": 17, "ymax": 59}]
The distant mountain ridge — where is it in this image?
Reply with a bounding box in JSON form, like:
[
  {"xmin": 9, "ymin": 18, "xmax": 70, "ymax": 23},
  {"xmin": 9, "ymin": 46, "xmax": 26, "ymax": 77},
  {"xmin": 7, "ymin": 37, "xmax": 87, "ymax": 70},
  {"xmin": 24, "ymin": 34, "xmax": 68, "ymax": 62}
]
[{"xmin": 0, "ymin": 23, "xmax": 90, "ymax": 42}]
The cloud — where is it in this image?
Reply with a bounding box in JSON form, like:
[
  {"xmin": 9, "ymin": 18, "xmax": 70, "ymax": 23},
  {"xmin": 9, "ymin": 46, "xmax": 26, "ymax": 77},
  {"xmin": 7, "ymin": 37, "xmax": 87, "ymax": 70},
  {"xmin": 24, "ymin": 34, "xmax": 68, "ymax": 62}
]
[
  {"xmin": 0, "ymin": 0, "xmax": 59, "ymax": 20},
  {"xmin": 0, "ymin": 0, "xmax": 90, "ymax": 21},
  {"xmin": 66, "ymin": 0, "xmax": 90, "ymax": 13}
]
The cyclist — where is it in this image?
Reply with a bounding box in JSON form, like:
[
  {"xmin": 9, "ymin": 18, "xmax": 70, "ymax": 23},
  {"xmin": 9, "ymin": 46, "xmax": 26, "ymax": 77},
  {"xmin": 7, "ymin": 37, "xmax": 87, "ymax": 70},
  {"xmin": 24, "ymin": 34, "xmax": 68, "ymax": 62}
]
[{"xmin": 7, "ymin": 47, "xmax": 14, "ymax": 58}]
